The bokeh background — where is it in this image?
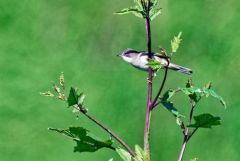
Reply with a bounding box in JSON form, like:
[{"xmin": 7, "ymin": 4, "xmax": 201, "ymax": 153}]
[{"xmin": 0, "ymin": 0, "xmax": 239, "ymax": 161}]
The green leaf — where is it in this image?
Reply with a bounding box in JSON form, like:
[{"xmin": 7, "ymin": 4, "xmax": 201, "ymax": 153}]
[
  {"xmin": 49, "ymin": 126, "xmax": 114, "ymax": 153},
  {"xmin": 116, "ymin": 148, "xmax": 132, "ymax": 161},
  {"xmin": 115, "ymin": 7, "xmax": 144, "ymax": 18},
  {"xmin": 190, "ymin": 158, "xmax": 198, "ymax": 161},
  {"xmin": 146, "ymin": 59, "xmax": 162, "ymax": 70},
  {"xmin": 150, "ymin": 8, "xmax": 161, "ymax": 20},
  {"xmin": 148, "ymin": 0, "xmax": 161, "ymax": 21},
  {"xmin": 180, "ymin": 87, "xmax": 200, "ymax": 102},
  {"xmin": 78, "ymin": 93, "xmax": 86, "ymax": 105},
  {"xmin": 208, "ymin": 89, "xmax": 226, "ymax": 108},
  {"xmin": 162, "ymin": 89, "xmax": 176, "ymax": 101},
  {"xmin": 171, "ymin": 32, "xmax": 182, "ymax": 53},
  {"xmin": 161, "ymin": 101, "xmax": 184, "ymax": 118},
  {"xmin": 67, "ymin": 87, "xmax": 79, "ymax": 106},
  {"xmin": 67, "ymin": 87, "xmax": 85, "ymax": 107},
  {"xmin": 108, "ymin": 159, "xmax": 114, "ymax": 161},
  {"xmin": 161, "ymin": 90, "xmax": 184, "ymax": 118},
  {"xmin": 40, "ymin": 91, "xmax": 54, "ymax": 97},
  {"xmin": 188, "ymin": 113, "xmax": 221, "ymax": 128},
  {"xmin": 134, "ymin": 145, "xmax": 150, "ymax": 161},
  {"xmin": 134, "ymin": 0, "xmax": 144, "ymax": 10},
  {"xmin": 179, "ymin": 86, "xmax": 226, "ymax": 107}
]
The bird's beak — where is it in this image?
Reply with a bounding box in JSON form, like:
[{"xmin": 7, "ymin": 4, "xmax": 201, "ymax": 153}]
[{"xmin": 116, "ymin": 54, "xmax": 121, "ymax": 57}]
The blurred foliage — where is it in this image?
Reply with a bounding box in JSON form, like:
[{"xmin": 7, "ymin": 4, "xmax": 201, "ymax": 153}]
[{"xmin": 0, "ymin": 0, "xmax": 239, "ymax": 161}]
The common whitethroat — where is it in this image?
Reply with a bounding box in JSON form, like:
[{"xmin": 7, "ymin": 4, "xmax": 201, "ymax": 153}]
[{"xmin": 118, "ymin": 48, "xmax": 193, "ymax": 75}]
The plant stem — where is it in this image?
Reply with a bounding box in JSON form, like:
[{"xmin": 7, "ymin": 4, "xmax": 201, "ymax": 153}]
[
  {"xmin": 77, "ymin": 107, "xmax": 136, "ymax": 157},
  {"xmin": 151, "ymin": 61, "xmax": 169, "ymax": 110},
  {"xmin": 177, "ymin": 100, "xmax": 196, "ymax": 161},
  {"xmin": 177, "ymin": 136, "xmax": 188, "ymax": 161},
  {"xmin": 143, "ymin": 15, "xmax": 153, "ymax": 154}
]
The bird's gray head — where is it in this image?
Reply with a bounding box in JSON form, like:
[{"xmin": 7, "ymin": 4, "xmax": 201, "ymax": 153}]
[{"xmin": 119, "ymin": 48, "xmax": 139, "ymax": 63}]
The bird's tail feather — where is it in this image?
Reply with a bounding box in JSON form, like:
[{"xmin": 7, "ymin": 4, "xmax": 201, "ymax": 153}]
[{"xmin": 168, "ymin": 63, "xmax": 193, "ymax": 75}]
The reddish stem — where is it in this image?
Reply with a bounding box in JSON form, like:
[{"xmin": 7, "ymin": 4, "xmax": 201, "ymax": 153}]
[
  {"xmin": 143, "ymin": 16, "xmax": 153, "ymax": 153},
  {"xmin": 78, "ymin": 107, "xmax": 136, "ymax": 157}
]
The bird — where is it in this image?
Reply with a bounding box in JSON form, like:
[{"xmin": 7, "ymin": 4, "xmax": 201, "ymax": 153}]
[{"xmin": 118, "ymin": 48, "xmax": 193, "ymax": 75}]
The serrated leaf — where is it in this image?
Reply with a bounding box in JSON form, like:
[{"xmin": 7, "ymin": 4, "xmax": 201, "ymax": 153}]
[
  {"xmin": 161, "ymin": 101, "xmax": 185, "ymax": 118},
  {"xmin": 179, "ymin": 86, "xmax": 226, "ymax": 107},
  {"xmin": 162, "ymin": 89, "xmax": 176, "ymax": 101},
  {"xmin": 59, "ymin": 72, "xmax": 65, "ymax": 89},
  {"xmin": 49, "ymin": 127, "xmax": 114, "ymax": 153},
  {"xmin": 40, "ymin": 91, "xmax": 54, "ymax": 97},
  {"xmin": 134, "ymin": 0, "xmax": 144, "ymax": 10},
  {"xmin": 161, "ymin": 90, "xmax": 184, "ymax": 118},
  {"xmin": 149, "ymin": 0, "xmax": 158, "ymax": 10},
  {"xmin": 150, "ymin": 8, "xmax": 161, "ymax": 20},
  {"xmin": 67, "ymin": 87, "xmax": 86, "ymax": 107},
  {"xmin": 134, "ymin": 145, "xmax": 149, "ymax": 161},
  {"xmin": 67, "ymin": 87, "xmax": 79, "ymax": 106},
  {"xmin": 78, "ymin": 93, "xmax": 86, "ymax": 105},
  {"xmin": 146, "ymin": 59, "xmax": 162, "ymax": 70},
  {"xmin": 180, "ymin": 87, "xmax": 200, "ymax": 102},
  {"xmin": 171, "ymin": 32, "xmax": 182, "ymax": 53},
  {"xmin": 188, "ymin": 113, "xmax": 221, "ymax": 128},
  {"xmin": 208, "ymin": 89, "xmax": 226, "ymax": 108},
  {"xmin": 116, "ymin": 148, "xmax": 132, "ymax": 161},
  {"xmin": 115, "ymin": 7, "xmax": 144, "ymax": 18}
]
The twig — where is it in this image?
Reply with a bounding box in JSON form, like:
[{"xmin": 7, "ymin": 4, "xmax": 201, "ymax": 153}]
[
  {"xmin": 177, "ymin": 99, "xmax": 197, "ymax": 161},
  {"xmin": 151, "ymin": 60, "xmax": 170, "ymax": 110},
  {"xmin": 76, "ymin": 106, "xmax": 136, "ymax": 157},
  {"xmin": 188, "ymin": 127, "xmax": 199, "ymax": 141}
]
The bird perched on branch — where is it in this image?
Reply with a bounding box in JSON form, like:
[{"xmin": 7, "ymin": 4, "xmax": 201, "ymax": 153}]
[{"xmin": 118, "ymin": 48, "xmax": 192, "ymax": 75}]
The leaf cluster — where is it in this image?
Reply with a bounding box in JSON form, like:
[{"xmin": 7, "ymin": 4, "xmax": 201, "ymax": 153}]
[
  {"xmin": 115, "ymin": 0, "xmax": 161, "ymax": 21},
  {"xmin": 49, "ymin": 127, "xmax": 114, "ymax": 153},
  {"xmin": 160, "ymin": 79, "xmax": 226, "ymax": 130}
]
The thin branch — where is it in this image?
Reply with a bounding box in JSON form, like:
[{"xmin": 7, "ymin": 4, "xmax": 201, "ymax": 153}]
[
  {"xmin": 188, "ymin": 127, "xmax": 199, "ymax": 140},
  {"xmin": 180, "ymin": 122, "xmax": 186, "ymax": 136},
  {"xmin": 188, "ymin": 99, "xmax": 195, "ymax": 125},
  {"xmin": 177, "ymin": 99, "xmax": 197, "ymax": 161},
  {"xmin": 151, "ymin": 60, "xmax": 170, "ymax": 110},
  {"xmin": 76, "ymin": 106, "xmax": 136, "ymax": 157}
]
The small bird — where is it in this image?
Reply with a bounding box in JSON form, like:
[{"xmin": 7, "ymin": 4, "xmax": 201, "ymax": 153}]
[{"xmin": 118, "ymin": 48, "xmax": 193, "ymax": 75}]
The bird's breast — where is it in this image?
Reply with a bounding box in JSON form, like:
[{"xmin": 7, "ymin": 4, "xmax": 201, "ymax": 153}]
[{"xmin": 131, "ymin": 55, "xmax": 149, "ymax": 70}]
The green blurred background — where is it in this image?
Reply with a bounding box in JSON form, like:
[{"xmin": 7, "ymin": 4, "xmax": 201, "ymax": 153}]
[{"xmin": 0, "ymin": 0, "xmax": 239, "ymax": 160}]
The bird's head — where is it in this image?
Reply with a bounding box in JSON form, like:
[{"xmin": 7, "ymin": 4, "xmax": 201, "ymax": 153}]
[{"xmin": 118, "ymin": 48, "xmax": 139, "ymax": 63}]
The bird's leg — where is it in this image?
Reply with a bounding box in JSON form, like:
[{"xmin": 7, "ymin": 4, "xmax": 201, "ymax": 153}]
[{"xmin": 147, "ymin": 77, "xmax": 152, "ymax": 83}]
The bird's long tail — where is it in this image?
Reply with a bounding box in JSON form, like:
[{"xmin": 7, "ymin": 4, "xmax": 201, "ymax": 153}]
[{"xmin": 168, "ymin": 63, "xmax": 193, "ymax": 75}]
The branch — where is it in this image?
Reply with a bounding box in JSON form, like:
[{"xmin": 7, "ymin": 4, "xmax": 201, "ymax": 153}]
[
  {"xmin": 151, "ymin": 60, "xmax": 170, "ymax": 110},
  {"xmin": 75, "ymin": 106, "xmax": 136, "ymax": 157},
  {"xmin": 188, "ymin": 127, "xmax": 199, "ymax": 140},
  {"xmin": 144, "ymin": 15, "xmax": 153, "ymax": 153},
  {"xmin": 177, "ymin": 99, "xmax": 198, "ymax": 161}
]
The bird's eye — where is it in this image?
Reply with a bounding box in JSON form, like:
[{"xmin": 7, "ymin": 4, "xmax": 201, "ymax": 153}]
[
  {"xmin": 124, "ymin": 50, "xmax": 136, "ymax": 57},
  {"xmin": 124, "ymin": 52, "xmax": 131, "ymax": 57}
]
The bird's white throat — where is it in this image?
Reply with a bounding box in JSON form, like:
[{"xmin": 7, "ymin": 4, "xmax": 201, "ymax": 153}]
[{"xmin": 122, "ymin": 56, "xmax": 133, "ymax": 63}]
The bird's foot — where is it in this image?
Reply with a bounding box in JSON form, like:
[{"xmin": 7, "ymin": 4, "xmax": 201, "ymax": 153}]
[{"xmin": 147, "ymin": 78, "xmax": 152, "ymax": 84}]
